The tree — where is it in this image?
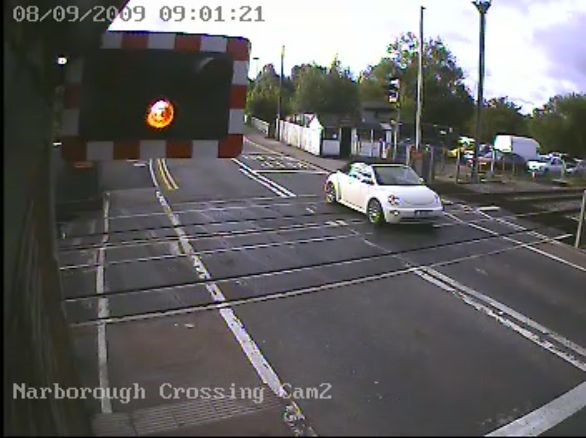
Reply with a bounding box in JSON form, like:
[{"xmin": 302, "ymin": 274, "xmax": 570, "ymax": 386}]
[
  {"xmin": 359, "ymin": 32, "xmax": 475, "ymax": 135},
  {"xmin": 291, "ymin": 58, "xmax": 360, "ymax": 116},
  {"xmin": 529, "ymin": 93, "xmax": 586, "ymax": 157},
  {"xmin": 245, "ymin": 64, "xmax": 292, "ymax": 122},
  {"xmin": 467, "ymin": 97, "xmax": 529, "ymax": 143}
]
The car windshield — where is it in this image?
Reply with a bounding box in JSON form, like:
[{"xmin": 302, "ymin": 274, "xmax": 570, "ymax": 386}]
[{"xmin": 372, "ymin": 166, "xmax": 422, "ymax": 186}]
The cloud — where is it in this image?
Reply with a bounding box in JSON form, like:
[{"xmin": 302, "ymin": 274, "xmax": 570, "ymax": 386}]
[{"xmin": 536, "ymin": 11, "xmax": 586, "ymax": 93}]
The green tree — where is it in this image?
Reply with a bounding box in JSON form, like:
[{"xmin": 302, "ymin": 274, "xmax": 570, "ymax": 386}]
[
  {"xmin": 467, "ymin": 97, "xmax": 529, "ymax": 143},
  {"xmin": 245, "ymin": 64, "xmax": 292, "ymax": 122},
  {"xmin": 291, "ymin": 58, "xmax": 360, "ymax": 115},
  {"xmin": 359, "ymin": 32, "xmax": 474, "ymax": 134},
  {"xmin": 529, "ymin": 93, "xmax": 586, "ymax": 157}
]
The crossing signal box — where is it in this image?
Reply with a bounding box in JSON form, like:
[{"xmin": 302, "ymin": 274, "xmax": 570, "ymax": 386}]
[
  {"xmin": 59, "ymin": 31, "xmax": 251, "ymax": 162},
  {"xmin": 386, "ymin": 76, "xmax": 400, "ymax": 104}
]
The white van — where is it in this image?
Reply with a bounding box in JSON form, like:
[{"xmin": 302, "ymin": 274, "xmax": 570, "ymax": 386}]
[{"xmin": 493, "ymin": 135, "xmax": 541, "ymax": 161}]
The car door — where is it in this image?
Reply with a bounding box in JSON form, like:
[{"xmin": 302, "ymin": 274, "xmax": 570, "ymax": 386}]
[
  {"xmin": 354, "ymin": 168, "xmax": 376, "ymax": 211},
  {"xmin": 341, "ymin": 164, "xmax": 362, "ymax": 207}
]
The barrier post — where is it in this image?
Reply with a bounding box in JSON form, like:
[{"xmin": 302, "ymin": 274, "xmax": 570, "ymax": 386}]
[{"xmin": 575, "ymin": 189, "xmax": 586, "ymax": 248}]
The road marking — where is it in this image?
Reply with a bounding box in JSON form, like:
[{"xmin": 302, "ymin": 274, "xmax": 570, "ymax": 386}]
[
  {"xmin": 477, "ymin": 205, "xmax": 501, "ymax": 212},
  {"xmin": 416, "ymin": 267, "xmax": 586, "ymax": 370},
  {"xmin": 486, "ymin": 381, "xmax": 586, "ymax": 437},
  {"xmin": 156, "ymin": 159, "xmax": 176, "ymax": 191},
  {"xmin": 256, "ymin": 169, "xmax": 328, "ymax": 175},
  {"xmin": 233, "ymin": 158, "xmax": 296, "ymax": 198},
  {"xmin": 97, "ymin": 192, "xmax": 112, "ymax": 414},
  {"xmin": 161, "ymin": 158, "xmax": 179, "ymax": 189},
  {"xmin": 150, "ymin": 172, "xmax": 315, "ymax": 435},
  {"xmin": 148, "ymin": 159, "xmax": 160, "ymax": 189},
  {"xmin": 244, "ymin": 137, "xmax": 328, "ymax": 173},
  {"xmin": 445, "ymin": 211, "xmax": 586, "ymax": 273},
  {"xmin": 237, "ymin": 168, "xmax": 291, "ymax": 198}
]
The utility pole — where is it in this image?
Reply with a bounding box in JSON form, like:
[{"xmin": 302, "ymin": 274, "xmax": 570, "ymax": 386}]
[
  {"xmin": 472, "ymin": 0, "xmax": 491, "ymax": 183},
  {"xmin": 415, "ymin": 5, "xmax": 425, "ymax": 154},
  {"xmin": 276, "ymin": 45, "xmax": 285, "ymax": 140}
]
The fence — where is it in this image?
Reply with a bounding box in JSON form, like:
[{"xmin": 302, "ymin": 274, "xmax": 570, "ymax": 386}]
[
  {"xmin": 278, "ymin": 120, "xmax": 322, "ymax": 156},
  {"xmin": 251, "ymin": 116, "xmax": 271, "ymax": 137}
]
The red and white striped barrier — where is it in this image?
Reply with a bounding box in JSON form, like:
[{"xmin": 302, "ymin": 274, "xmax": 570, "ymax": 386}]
[{"xmin": 60, "ymin": 31, "xmax": 250, "ymax": 161}]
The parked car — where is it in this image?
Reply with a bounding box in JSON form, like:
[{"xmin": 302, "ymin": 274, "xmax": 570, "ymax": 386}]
[
  {"xmin": 566, "ymin": 160, "xmax": 586, "ymax": 177},
  {"xmin": 526, "ymin": 155, "xmax": 565, "ymax": 176},
  {"xmin": 468, "ymin": 151, "xmax": 527, "ymax": 172}
]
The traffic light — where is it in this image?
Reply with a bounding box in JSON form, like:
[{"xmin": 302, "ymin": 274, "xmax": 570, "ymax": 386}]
[{"xmin": 386, "ymin": 75, "xmax": 400, "ymax": 104}]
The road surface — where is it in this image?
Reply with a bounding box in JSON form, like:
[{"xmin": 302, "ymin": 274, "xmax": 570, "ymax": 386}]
[{"xmin": 55, "ymin": 136, "xmax": 586, "ymax": 436}]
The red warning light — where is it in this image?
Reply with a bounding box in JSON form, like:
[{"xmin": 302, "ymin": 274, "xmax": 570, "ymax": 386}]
[{"xmin": 146, "ymin": 99, "xmax": 175, "ymax": 129}]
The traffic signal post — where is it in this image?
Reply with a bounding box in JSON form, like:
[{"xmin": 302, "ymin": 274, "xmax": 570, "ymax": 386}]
[{"xmin": 386, "ymin": 75, "xmax": 402, "ymax": 163}]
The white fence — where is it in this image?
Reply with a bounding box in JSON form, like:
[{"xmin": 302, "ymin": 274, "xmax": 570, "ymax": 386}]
[
  {"xmin": 278, "ymin": 121, "xmax": 322, "ymax": 156},
  {"xmin": 251, "ymin": 117, "xmax": 270, "ymax": 136}
]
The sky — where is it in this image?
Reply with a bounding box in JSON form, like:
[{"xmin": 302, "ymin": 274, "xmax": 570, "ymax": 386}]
[{"xmin": 109, "ymin": 0, "xmax": 586, "ymax": 114}]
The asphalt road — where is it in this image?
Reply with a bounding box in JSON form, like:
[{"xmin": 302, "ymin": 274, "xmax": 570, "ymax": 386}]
[{"xmin": 55, "ymin": 137, "xmax": 586, "ymax": 436}]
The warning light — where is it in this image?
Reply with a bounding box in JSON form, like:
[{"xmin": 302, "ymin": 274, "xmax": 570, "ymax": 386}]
[{"xmin": 146, "ymin": 99, "xmax": 175, "ymax": 129}]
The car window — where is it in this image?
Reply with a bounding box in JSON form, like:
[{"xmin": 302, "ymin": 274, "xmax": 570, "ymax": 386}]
[
  {"xmin": 372, "ymin": 166, "xmax": 421, "ymax": 186},
  {"xmin": 348, "ymin": 164, "xmax": 365, "ymax": 179}
]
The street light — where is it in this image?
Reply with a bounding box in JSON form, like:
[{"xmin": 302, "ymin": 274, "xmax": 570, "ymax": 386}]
[
  {"xmin": 252, "ymin": 56, "xmax": 260, "ymax": 79},
  {"xmin": 471, "ymin": 0, "xmax": 491, "ymax": 183}
]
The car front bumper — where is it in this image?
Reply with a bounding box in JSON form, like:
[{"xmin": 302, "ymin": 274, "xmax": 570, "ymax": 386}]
[{"xmin": 383, "ymin": 205, "xmax": 444, "ymax": 224}]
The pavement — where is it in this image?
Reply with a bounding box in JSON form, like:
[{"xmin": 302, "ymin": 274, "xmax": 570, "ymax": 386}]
[{"xmin": 54, "ymin": 129, "xmax": 586, "ymax": 436}]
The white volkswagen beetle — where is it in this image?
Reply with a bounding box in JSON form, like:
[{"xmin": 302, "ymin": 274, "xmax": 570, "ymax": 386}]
[{"xmin": 324, "ymin": 162, "xmax": 444, "ymax": 225}]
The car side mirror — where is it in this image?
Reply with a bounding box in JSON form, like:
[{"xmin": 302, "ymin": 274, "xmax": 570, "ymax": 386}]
[{"xmin": 419, "ymin": 178, "xmax": 425, "ymax": 184}]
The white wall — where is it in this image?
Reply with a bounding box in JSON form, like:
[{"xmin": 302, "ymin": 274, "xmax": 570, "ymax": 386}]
[
  {"xmin": 322, "ymin": 140, "xmax": 340, "ymax": 156},
  {"xmin": 279, "ymin": 120, "xmax": 322, "ymax": 156}
]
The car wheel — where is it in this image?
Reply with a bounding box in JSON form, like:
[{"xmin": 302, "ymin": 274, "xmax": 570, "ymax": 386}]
[
  {"xmin": 367, "ymin": 199, "xmax": 384, "ymax": 225},
  {"xmin": 325, "ymin": 182, "xmax": 337, "ymax": 204}
]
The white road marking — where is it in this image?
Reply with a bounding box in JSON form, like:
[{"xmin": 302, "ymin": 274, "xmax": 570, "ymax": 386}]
[
  {"xmin": 238, "ymin": 168, "xmax": 291, "ymax": 198},
  {"xmin": 148, "ymin": 159, "xmax": 160, "ymax": 189},
  {"xmin": 244, "ymin": 137, "xmax": 326, "ymax": 173},
  {"xmin": 417, "ymin": 267, "xmax": 586, "ymax": 370},
  {"xmin": 256, "ymin": 169, "xmax": 328, "ymax": 175},
  {"xmin": 445, "ymin": 211, "xmax": 586, "ymax": 273},
  {"xmin": 96, "ymin": 192, "xmax": 112, "ymax": 414},
  {"xmin": 477, "ymin": 205, "xmax": 501, "ymax": 212},
  {"xmin": 149, "ymin": 168, "xmax": 314, "ymax": 435},
  {"xmin": 233, "ymin": 158, "xmax": 297, "ymax": 198},
  {"xmin": 486, "ymin": 381, "xmax": 586, "ymax": 437}
]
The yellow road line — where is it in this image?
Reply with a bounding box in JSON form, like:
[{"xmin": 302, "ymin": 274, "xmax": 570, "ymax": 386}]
[
  {"xmin": 161, "ymin": 158, "xmax": 179, "ymax": 190},
  {"xmin": 156, "ymin": 158, "xmax": 175, "ymax": 191}
]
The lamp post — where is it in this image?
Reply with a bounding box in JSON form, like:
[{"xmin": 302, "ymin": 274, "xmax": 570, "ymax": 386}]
[
  {"xmin": 252, "ymin": 56, "xmax": 260, "ymax": 79},
  {"xmin": 276, "ymin": 45, "xmax": 285, "ymax": 140},
  {"xmin": 471, "ymin": 0, "xmax": 491, "ymax": 183}
]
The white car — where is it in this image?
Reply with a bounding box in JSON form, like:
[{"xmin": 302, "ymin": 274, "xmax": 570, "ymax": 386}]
[
  {"xmin": 324, "ymin": 162, "xmax": 444, "ymax": 225},
  {"xmin": 526, "ymin": 156, "xmax": 565, "ymax": 175}
]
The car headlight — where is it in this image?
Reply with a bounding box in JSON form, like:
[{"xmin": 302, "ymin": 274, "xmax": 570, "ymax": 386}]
[
  {"xmin": 434, "ymin": 193, "xmax": 441, "ymax": 205},
  {"xmin": 388, "ymin": 195, "xmax": 401, "ymax": 206}
]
